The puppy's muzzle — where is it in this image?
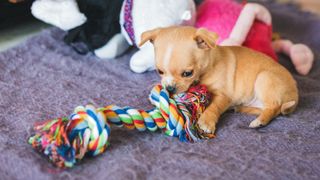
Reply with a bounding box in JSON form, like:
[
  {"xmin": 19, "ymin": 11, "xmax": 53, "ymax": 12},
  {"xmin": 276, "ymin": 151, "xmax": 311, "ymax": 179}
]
[{"xmin": 166, "ymin": 85, "xmax": 177, "ymax": 94}]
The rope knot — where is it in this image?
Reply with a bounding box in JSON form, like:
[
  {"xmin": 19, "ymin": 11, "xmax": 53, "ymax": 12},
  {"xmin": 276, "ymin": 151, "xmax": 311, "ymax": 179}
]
[{"xmin": 28, "ymin": 84, "xmax": 212, "ymax": 168}]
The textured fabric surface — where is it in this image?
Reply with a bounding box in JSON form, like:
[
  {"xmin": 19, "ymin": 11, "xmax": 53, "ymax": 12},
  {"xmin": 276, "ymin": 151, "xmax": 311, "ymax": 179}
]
[{"xmin": 0, "ymin": 1, "xmax": 320, "ymax": 180}]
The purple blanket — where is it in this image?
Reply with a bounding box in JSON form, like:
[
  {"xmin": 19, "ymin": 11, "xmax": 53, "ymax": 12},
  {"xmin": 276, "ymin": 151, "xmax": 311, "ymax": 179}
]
[{"xmin": 0, "ymin": 2, "xmax": 319, "ymax": 180}]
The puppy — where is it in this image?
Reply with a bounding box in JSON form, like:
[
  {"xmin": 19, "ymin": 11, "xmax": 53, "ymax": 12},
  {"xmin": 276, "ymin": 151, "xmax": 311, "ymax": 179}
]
[{"xmin": 139, "ymin": 26, "xmax": 298, "ymax": 133}]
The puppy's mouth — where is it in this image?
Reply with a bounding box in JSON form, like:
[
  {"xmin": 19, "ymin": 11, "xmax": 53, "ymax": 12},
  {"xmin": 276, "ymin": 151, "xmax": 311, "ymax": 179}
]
[{"xmin": 172, "ymin": 80, "xmax": 200, "ymax": 95}]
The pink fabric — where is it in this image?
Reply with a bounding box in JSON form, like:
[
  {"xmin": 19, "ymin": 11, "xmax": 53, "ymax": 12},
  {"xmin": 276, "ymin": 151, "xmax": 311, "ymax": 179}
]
[
  {"xmin": 196, "ymin": 0, "xmax": 278, "ymax": 61},
  {"xmin": 196, "ymin": 0, "xmax": 242, "ymax": 44}
]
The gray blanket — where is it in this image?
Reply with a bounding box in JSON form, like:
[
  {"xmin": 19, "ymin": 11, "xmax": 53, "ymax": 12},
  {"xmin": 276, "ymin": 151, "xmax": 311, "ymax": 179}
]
[{"xmin": 0, "ymin": 2, "xmax": 319, "ymax": 180}]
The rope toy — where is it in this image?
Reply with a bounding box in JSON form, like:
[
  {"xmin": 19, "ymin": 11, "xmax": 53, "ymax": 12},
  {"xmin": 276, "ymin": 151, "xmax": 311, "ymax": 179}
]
[{"xmin": 28, "ymin": 84, "xmax": 214, "ymax": 168}]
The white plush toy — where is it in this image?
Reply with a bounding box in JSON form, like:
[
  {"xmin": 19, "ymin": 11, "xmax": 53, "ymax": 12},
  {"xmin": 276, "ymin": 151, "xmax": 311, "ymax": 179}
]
[
  {"xmin": 120, "ymin": 0, "xmax": 196, "ymax": 73},
  {"xmin": 31, "ymin": 0, "xmax": 86, "ymax": 31}
]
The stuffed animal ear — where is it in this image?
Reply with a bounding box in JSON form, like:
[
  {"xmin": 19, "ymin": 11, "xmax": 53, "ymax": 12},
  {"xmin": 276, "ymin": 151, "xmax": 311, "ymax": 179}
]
[
  {"xmin": 138, "ymin": 28, "xmax": 161, "ymax": 47},
  {"xmin": 194, "ymin": 28, "xmax": 219, "ymax": 50}
]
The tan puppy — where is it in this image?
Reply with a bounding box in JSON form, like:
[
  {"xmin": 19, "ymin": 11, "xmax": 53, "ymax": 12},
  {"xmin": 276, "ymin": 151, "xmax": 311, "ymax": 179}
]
[{"xmin": 139, "ymin": 26, "xmax": 298, "ymax": 133}]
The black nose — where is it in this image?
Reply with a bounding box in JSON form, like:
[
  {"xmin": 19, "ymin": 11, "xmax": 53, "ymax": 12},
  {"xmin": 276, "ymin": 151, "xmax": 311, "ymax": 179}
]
[{"xmin": 166, "ymin": 85, "xmax": 176, "ymax": 93}]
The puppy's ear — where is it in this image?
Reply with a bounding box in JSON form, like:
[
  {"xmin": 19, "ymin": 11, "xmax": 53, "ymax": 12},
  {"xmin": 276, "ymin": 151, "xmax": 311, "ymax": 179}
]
[
  {"xmin": 138, "ymin": 28, "xmax": 161, "ymax": 47},
  {"xmin": 194, "ymin": 28, "xmax": 219, "ymax": 50}
]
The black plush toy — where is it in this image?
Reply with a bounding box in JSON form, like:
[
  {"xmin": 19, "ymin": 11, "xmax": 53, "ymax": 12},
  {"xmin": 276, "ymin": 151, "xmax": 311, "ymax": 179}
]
[{"xmin": 64, "ymin": 0, "xmax": 124, "ymax": 54}]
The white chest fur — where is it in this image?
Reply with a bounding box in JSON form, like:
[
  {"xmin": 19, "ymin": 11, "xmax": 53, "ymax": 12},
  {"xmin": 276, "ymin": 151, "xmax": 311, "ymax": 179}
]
[{"xmin": 243, "ymin": 95, "xmax": 264, "ymax": 109}]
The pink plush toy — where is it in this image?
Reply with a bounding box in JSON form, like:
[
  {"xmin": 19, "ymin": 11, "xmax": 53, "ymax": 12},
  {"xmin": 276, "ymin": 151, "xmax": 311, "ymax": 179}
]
[{"xmin": 196, "ymin": 0, "xmax": 314, "ymax": 75}]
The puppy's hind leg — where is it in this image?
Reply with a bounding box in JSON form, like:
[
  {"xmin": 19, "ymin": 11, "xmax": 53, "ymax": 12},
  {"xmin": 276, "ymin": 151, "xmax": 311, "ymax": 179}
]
[
  {"xmin": 249, "ymin": 107, "xmax": 280, "ymax": 128},
  {"xmin": 249, "ymin": 72, "xmax": 283, "ymax": 128}
]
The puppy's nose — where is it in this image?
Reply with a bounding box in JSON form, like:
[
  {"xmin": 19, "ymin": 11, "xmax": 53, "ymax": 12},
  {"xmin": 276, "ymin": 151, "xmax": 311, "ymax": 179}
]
[{"xmin": 166, "ymin": 85, "xmax": 176, "ymax": 93}]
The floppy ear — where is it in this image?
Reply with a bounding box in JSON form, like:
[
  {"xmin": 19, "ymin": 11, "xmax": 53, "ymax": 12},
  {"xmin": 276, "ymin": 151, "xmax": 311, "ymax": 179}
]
[
  {"xmin": 138, "ymin": 28, "xmax": 161, "ymax": 47},
  {"xmin": 194, "ymin": 28, "xmax": 219, "ymax": 50}
]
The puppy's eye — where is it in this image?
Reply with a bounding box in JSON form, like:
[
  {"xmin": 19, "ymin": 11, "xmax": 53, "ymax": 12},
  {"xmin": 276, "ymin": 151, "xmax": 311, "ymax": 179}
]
[
  {"xmin": 157, "ymin": 69, "xmax": 164, "ymax": 75},
  {"xmin": 182, "ymin": 70, "xmax": 193, "ymax": 78}
]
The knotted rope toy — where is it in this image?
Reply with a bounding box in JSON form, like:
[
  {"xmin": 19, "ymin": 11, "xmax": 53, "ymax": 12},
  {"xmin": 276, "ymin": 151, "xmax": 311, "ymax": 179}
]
[{"xmin": 28, "ymin": 84, "xmax": 214, "ymax": 168}]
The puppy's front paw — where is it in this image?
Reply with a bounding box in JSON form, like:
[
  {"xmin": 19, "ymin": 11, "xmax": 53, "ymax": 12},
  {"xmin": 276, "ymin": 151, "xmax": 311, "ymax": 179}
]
[{"xmin": 197, "ymin": 112, "xmax": 217, "ymax": 134}]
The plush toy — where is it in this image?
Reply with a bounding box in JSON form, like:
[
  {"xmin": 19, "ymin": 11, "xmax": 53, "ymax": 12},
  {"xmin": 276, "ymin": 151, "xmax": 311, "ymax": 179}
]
[
  {"xmin": 31, "ymin": 0, "xmax": 200, "ymax": 62},
  {"xmin": 31, "ymin": 0, "xmax": 129, "ymax": 58},
  {"xmin": 31, "ymin": 0, "xmax": 87, "ymax": 31},
  {"xmin": 119, "ymin": 0, "xmax": 197, "ymax": 73},
  {"xmin": 28, "ymin": 84, "xmax": 213, "ymax": 168},
  {"xmin": 196, "ymin": 0, "xmax": 314, "ymax": 75}
]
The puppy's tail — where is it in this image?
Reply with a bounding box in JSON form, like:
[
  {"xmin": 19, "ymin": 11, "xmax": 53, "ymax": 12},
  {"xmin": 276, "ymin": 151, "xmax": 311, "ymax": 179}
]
[{"xmin": 281, "ymin": 101, "xmax": 297, "ymax": 115}]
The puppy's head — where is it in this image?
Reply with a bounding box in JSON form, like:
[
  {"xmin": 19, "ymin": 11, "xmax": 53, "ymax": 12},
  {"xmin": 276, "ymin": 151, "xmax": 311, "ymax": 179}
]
[{"xmin": 139, "ymin": 27, "xmax": 218, "ymax": 94}]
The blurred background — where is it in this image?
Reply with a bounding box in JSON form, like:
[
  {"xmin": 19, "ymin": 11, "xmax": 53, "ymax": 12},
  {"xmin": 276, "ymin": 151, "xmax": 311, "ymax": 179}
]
[
  {"xmin": 0, "ymin": 0, "xmax": 319, "ymax": 52},
  {"xmin": 278, "ymin": 0, "xmax": 320, "ymax": 15}
]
